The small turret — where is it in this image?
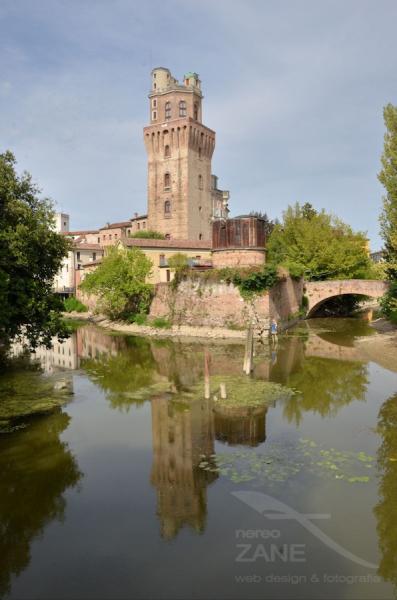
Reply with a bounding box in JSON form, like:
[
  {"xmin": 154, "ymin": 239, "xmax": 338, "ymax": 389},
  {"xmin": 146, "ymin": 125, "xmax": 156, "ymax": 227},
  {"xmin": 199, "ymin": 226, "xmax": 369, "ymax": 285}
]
[
  {"xmin": 151, "ymin": 67, "xmax": 172, "ymax": 92},
  {"xmin": 184, "ymin": 72, "xmax": 201, "ymax": 90}
]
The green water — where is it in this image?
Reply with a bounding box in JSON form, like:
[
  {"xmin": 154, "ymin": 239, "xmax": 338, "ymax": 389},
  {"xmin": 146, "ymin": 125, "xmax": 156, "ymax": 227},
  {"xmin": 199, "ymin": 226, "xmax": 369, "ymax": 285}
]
[{"xmin": 0, "ymin": 319, "xmax": 396, "ymax": 599}]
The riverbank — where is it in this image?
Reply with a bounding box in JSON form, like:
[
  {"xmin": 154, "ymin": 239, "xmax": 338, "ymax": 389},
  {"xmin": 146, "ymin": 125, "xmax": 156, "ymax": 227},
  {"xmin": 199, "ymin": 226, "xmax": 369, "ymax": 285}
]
[
  {"xmin": 63, "ymin": 311, "xmax": 248, "ymax": 341},
  {"xmin": 354, "ymin": 317, "xmax": 397, "ymax": 372}
]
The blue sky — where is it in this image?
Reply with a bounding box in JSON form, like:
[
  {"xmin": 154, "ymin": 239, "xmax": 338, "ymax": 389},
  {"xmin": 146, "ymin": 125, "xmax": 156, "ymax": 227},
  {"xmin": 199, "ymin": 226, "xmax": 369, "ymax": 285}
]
[{"xmin": 1, "ymin": 0, "xmax": 396, "ymax": 248}]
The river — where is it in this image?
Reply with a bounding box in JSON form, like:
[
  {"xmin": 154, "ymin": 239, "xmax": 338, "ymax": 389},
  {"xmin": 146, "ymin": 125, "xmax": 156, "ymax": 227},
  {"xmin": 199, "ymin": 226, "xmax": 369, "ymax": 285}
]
[{"xmin": 1, "ymin": 318, "xmax": 397, "ymax": 599}]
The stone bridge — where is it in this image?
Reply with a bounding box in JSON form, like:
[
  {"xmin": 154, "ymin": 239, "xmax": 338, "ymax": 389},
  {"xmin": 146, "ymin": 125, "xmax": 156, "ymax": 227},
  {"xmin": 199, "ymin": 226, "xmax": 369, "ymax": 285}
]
[{"xmin": 305, "ymin": 279, "xmax": 389, "ymax": 317}]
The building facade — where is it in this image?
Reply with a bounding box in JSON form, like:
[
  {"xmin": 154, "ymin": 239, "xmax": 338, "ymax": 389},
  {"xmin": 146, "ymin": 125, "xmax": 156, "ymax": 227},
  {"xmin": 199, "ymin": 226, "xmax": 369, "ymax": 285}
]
[{"xmin": 144, "ymin": 68, "xmax": 229, "ymax": 242}]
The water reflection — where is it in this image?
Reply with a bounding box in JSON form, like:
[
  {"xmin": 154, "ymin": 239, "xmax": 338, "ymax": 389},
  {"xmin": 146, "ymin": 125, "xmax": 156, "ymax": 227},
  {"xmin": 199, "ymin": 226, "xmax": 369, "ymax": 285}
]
[
  {"xmin": 150, "ymin": 395, "xmax": 217, "ymax": 539},
  {"xmin": 0, "ymin": 411, "xmax": 82, "ymax": 598},
  {"xmin": 374, "ymin": 393, "xmax": 397, "ymax": 590}
]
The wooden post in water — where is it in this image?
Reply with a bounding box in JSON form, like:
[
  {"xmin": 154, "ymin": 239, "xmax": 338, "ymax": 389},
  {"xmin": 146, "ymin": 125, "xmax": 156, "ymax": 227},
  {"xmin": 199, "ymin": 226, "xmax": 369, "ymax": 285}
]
[
  {"xmin": 204, "ymin": 350, "xmax": 211, "ymax": 399},
  {"xmin": 243, "ymin": 325, "xmax": 254, "ymax": 375}
]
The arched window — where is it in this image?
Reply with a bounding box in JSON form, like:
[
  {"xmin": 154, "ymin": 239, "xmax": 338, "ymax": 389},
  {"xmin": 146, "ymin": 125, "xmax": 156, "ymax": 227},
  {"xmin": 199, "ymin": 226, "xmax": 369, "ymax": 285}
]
[
  {"xmin": 179, "ymin": 100, "xmax": 187, "ymax": 117},
  {"xmin": 164, "ymin": 200, "xmax": 171, "ymax": 215},
  {"xmin": 194, "ymin": 103, "xmax": 198, "ymax": 120},
  {"xmin": 198, "ymin": 147, "xmax": 202, "ymax": 159},
  {"xmin": 164, "ymin": 145, "xmax": 171, "ymax": 158},
  {"xmin": 164, "ymin": 173, "xmax": 171, "ymax": 189},
  {"xmin": 165, "ymin": 233, "xmax": 171, "ymax": 240},
  {"xmin": 165, "ymin": 101, "xmax": 171, "ymax": 120},
  {"xmin": 198, "ymin": 174, "xmax": 203, "ymax": 189}
]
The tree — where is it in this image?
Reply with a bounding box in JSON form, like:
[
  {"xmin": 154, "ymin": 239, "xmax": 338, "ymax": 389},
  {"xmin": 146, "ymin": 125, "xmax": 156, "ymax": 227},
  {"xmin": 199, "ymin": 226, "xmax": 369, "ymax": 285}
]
[
  {"xmin": 0, "ymin": 151, "xmax": 69, "ymax": 351},
  {"xmin": 267, "ymin": 202, "xmax": 371, "ymax": 281},
  {"xmin": 379, "ymin": 103, "xmax": 397, "ymax": 279},
  {"xmin": 80, "ymin": 246, "xmax": 153, "ymax": 319}
]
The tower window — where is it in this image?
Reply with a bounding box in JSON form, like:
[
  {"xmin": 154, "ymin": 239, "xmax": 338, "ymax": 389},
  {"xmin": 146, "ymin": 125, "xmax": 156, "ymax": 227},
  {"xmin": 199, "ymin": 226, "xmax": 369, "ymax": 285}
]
[
  {"xmin": 198, "ymin": 174, "xmax": 203, "ymax": 189},
  {"xmin": 164, "ymin": 200, "xmax": 171, "ymax": 215},
  {"xmin": 165, "ymin": 101, "xmax": 171, "ymax": 120},
  {"xmin": 154, "ymin": 83, "xmax": 156, "ymax": 89},
  {"xmin": 179, "ymin": 100, "xmax": 187, "ymax": 117},
  {"xmin": 152, "ymin": 98, "xmax": 157, "ymax": 108},
  {"xmin": 194, "ymin": 103, "xmax": 198, "ymax": 120},
  {"xmin": 198, "ymin": 147, "xmax": 202, "ymax": 158},
  {"xmin": 165, "ymin": 234, "xmax": 171, "ymax": 240},
  {"xmin": 164, "ymin": 172, "xmax": 171, "ymax": 189},
  {"xmin": 164, "ymin": 144, "xmax": 171, "ymax": 158},
  {"xmin": 152, "ymin": 110, "xmax": 157, "ymax": 120},
  {"xmin": 199, "ymin": 234, "xmax": 202, "ymax": 240}
]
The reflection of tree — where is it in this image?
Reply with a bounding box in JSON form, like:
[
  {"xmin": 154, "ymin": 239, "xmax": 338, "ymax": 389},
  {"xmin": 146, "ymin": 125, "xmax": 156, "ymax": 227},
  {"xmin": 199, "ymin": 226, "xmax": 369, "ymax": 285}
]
[
  {"xmin": 81, "ymin": 337, "xmax": 160, "ymax": 409},
  {"xmin": 0, "ymin": 411, "xmax": 81, "ymax": 597},
  {"xmin": 374, "ymin": 394, "xmax": 397, "ymax": 589},
  {"xmin": 279, "ymin": 357, "xmax": 368, "ymax": 425}
]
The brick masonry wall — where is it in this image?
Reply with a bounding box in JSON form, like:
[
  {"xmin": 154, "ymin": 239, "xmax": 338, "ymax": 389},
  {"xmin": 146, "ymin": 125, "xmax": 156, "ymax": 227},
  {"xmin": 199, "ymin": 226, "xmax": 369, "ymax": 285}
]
[
  {"xmin": 212, "ymin": 249, "xmax": 266, "ymax": 269},
  {"xmin": 150, "ymin": 276, "xmax": 304, "ymax": 329}
]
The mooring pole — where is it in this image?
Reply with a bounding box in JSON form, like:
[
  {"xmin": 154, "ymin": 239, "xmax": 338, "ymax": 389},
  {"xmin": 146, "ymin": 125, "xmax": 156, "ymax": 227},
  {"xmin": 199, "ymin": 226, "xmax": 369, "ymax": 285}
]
[
  {"xmin": 204, "ymin": 349, "xmax": 211, "ymax": 399},
  {"xmin": 243, "ymin": 325, "xmax": 254, "ymax": 375}
]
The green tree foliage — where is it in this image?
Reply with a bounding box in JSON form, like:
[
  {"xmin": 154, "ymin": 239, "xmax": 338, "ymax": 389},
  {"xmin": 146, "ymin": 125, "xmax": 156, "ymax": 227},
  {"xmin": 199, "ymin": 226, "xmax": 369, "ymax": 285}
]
[
  {"xmin": 374, "ymin": 394, "xmax": 397, "ymax": 589},
  {"xmin": 168, "ymin": 252, "xmax": 189, "ymax": 272},
  {"xmin": 267, "ymin": 202, "xmax": 371, "ymax": 281},
  {"xmin": 379, "ymin": 104, "xmax": 397, "ymax": 279},
  {"xmin": 129, "ymin": 230, "xmax": 165, "ymax": 239},
  {"xmin": 0, "ymin": 151, "xmax": 70, "ymax": 351},
  {"xmin": 79, "ymin": 246, "xmax": 153, "ymax": 320}
]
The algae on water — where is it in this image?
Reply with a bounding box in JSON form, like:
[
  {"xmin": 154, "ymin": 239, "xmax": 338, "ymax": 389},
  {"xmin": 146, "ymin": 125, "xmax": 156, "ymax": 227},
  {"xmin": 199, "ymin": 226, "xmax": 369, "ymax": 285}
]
[{"xmin": 0, "ymin": 359, "xmax": 73, "ymax": 432}]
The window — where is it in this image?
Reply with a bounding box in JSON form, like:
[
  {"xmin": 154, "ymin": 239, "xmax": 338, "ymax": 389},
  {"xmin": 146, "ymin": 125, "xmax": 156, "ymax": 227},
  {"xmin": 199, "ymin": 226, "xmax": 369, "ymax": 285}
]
[
  {"xmin": 109, "ymin": 234, "xmax": 112, "ymax": 240},
  {"xmin": 143, "ymin": 222, "xmax": 146, "ymax": 229},
  {"xmin": 97, "ymin": 237, "xmax": 100, "ymax": 243},
  {"xmin": 199, "ymin": 233, "xmax": 202, "ymax": 240},
  {"xmin": 76, "ymin": 251, "xmax": 80, "ymax": 261},
  {"xmin": 93, "ymin": 252, "xmax": 96, "ymax": 261},
  {"xmin": 164, "ymin": 144, "xmax": 170, "ymax": 158},
  {"xmin": 179, "ymin": 100, "xmax": 187, "ymax": 117},
  {"xmin": 198, "ymin": 147, "xmax": 202, "ymax": 159},
  {"xmin": 152, "ymin": 110, "xmax": 157, "ymax": 120},
  {"xmin": 164, "ymin": 200, "xmax": 171, "ymax": 215},
  {"xmin": 152, "ymin": 98, "xmax": 157, "ymax": 108},
  {"xmin": 198, "ymin": 174, "xmax": 203, "ymax": 189},
  {"xmin": 165, "ymin": 101, "xmax": 171, "ymax": 120},
  {"xmin": 165, "ymin": 233, "xmax": 171, "ymax": 240},
  {"xmin": 159, "ymin": 254, "xmax": 166, "ymax": 267},
  {"xmin": 194, "ymin": 103, "xmax": 198, "ymax": 120},
  {"xmin": 166, "ymin": 269, "xmax": 171, "ymax": 282},
  {"xmin": 153, "ymin": 83, "xmax": 156, "ymax": 89},
  {"xmin": 63, "ymin": 221, "xmax": 67, "ymax": 227},
  {"xmin": 164, "ymin": 172, "xmax": 171, "ymax": 189},
  {"xmin": 137, "ymin": 223, "xmax": 140, "ymax": 230}
]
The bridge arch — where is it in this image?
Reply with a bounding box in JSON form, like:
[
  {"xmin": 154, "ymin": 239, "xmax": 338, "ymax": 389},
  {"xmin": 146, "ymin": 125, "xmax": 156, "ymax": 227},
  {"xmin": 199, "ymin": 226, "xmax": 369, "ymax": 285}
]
[{"xmin": 304, "ymin": 280, "xmax": 389, "ymax": 318}]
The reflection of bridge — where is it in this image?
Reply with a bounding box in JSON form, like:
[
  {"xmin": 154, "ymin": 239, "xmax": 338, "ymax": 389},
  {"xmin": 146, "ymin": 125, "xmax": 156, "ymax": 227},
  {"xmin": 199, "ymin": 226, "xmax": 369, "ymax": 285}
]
[{"xmin": 305, "ymin": 280, "xmax": 389, "ymax": 317}]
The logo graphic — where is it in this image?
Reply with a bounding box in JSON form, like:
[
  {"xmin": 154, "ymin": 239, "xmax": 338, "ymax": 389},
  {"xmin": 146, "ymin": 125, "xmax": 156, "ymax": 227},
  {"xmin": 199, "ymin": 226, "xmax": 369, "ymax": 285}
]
[{"xmin": 232, "ymin": 491, "xmax": 378, "ymax": 569}]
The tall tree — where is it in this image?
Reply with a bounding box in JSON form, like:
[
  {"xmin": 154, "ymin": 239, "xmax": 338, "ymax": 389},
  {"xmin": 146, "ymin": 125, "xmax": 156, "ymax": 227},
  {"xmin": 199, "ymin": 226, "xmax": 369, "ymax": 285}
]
[
  {"xmin": 379, "ymin": 104, "xmax": 397, "ymax": 279},
  {"xmin": 267, "ymin": 202, "xmax": 371, "ymax": 281},
  {"xmin": 0, "ymin": 151, "xmax": 69, "ymax": 351}
]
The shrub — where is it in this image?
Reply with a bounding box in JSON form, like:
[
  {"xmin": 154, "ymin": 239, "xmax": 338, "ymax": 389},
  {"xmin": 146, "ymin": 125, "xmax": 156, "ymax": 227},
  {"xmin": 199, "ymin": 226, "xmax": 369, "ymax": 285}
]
[
  {"xmin": 130, "ymin": 230, "xmax": 165, "ymax": 239},
  {"xmin": 133, "ymin": 313, "xmax": 147, "ymax": 325},
  {"xmin": 380, "ymin": 281, "xmax": 397, "ymax": 323},
  {"xmin": 152, "ymin": 317, "xmax": 172, "ymax": 329},
  {"xmin": 63, "ymin": 296, "xmax": 88, "ymax": 313}
]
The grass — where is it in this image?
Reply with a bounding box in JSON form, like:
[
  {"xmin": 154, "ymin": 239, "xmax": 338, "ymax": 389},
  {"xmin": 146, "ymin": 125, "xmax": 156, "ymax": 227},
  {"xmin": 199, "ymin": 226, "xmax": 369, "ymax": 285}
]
[
  {"xmin": 151, "ymin": 317, "xmax": 172, "ymax": 329},
  {"xmin": 63, "ymin": 296, "xmax": 88, "ymax": 313}
]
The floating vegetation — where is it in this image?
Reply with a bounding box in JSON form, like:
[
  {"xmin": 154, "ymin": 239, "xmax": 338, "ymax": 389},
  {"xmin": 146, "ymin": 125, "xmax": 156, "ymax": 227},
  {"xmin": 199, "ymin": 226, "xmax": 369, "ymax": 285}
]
[
  {"xmin": 0, "ymin": 359, "xmax": 73, "ymax": 432},
  {"xmin": 198, "ymin": 438, "xmax": 375, "ymax": 486},
  {"xmin": 188, "ymin": 376, "xmax": 295, "ymax": 409}
]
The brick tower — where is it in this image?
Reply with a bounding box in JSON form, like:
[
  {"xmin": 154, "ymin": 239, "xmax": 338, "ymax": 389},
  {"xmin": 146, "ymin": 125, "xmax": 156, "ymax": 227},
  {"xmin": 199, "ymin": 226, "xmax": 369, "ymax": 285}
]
[{"xmin": 144, "ymin": 68, "xmax": 228, "ymax": 241}]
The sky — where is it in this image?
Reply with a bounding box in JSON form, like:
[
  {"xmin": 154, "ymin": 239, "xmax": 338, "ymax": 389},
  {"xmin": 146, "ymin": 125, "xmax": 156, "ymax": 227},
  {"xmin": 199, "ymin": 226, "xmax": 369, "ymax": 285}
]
[{"xmin": 1, "ymin": 0, "xmax": 396, "ymax": 248}]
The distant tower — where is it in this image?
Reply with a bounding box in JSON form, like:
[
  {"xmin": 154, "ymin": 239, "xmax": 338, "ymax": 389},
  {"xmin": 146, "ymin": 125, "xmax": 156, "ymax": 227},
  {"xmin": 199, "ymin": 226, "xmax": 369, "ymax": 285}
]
[
  {"xmin": 54, "ymin": 213, "xmax": 69, "ymax": 233},
  {"xmin": 143, "ymin": 67, "xmax": 228, "ymax": 241}
]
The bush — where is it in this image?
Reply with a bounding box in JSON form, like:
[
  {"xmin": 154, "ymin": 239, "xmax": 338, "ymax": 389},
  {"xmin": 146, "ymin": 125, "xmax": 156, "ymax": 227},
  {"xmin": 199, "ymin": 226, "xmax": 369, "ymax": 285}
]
[
  {"xmin": 63, "ymin": 296, "xmax": 88, "ymax": 313},
  {"xmin": 130, "ymin": 230, "xmax": 165, "ymax": 239},
  {"xmin": 132, "ymin": 313, "xmax": 147, "ymax": 325},
  {"xmin": 152, "ymin": 317, "xmax": 172, "ymax": 329},
  {"xmin": 380, "ymin": 281, "xmax": 397, "ymax": 322}
]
